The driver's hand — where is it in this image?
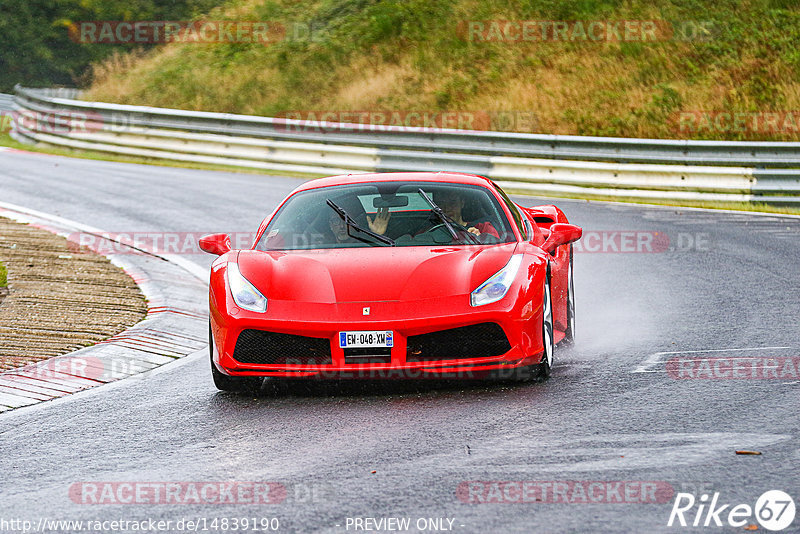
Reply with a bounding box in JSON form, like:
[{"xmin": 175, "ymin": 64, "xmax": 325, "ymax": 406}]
[
  {"xmin": 367, "ymin": 207, "xmax": 391, "ymax": 235},
  {"xmin": 467, "ymin": 226, "xmax": 481, "ymax": 236}
]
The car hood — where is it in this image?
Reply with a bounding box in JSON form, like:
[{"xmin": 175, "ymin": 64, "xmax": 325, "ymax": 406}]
[{"xmin": 236, "ymin": 244, "xmax": 518, "ymax": 304}]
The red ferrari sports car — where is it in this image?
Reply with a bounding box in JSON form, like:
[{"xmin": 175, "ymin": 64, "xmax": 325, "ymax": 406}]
[{"xmin": 200, "ymin": 172, "xmax": 581, "ymax": 391}]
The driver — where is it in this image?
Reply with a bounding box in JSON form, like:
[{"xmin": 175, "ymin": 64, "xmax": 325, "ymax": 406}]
[{"xmin": 435, "ymin": 189, "xmax": 500, "ymax": 239}]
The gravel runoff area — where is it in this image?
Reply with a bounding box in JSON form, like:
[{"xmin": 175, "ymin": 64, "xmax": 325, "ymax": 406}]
[{"xmin": 0, "ymin": 216, "xmax": 147, "ymax": 371}]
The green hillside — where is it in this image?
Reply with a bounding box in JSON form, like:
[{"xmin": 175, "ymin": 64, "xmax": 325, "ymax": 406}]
[{"xmin": 84, "ymin": 0, "xmax": 800, "ymax": 140}]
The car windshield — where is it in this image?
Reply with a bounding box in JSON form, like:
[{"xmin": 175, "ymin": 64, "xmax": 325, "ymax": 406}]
[{"xmin": 255, "ymin": 182, "xmax": 516, "ymax": 250}]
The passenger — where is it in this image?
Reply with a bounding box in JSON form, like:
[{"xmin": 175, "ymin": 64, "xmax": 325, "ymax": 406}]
[{"xmin": 367, "ymin": 206, "xmax": 390, "ymax": 236}]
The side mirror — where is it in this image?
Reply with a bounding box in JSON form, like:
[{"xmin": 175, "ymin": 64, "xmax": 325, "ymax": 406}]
[
  {"xmin": 199, "ymin": 233, "xmax": 232, "ymax": 256},
  {"xmin": 541, "ymin": 223, "xmax": 582, "ymax": 254}
]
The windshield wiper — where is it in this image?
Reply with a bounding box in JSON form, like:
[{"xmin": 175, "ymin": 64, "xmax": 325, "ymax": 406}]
[
  {"xmin": 326, "ymin": 199, "xmax": 395, "ymax": 246},
  {"xmin": 417, "ymin": 189, "xmax": 480, "ymax": 244}
]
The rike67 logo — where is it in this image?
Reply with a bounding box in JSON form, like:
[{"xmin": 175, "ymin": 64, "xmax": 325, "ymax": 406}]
[{"xmin": 668, "ymin": 490, "xmax": 795, "ymax": 531}]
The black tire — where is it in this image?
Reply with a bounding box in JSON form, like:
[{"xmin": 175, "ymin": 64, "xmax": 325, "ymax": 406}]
[
  {"xmin": 506, "ymin": 266, "xmax": 554, "ymax": 383},
  {"xmin": 209, "ymin": 324, "xmax": 263, "ymax": 394},
  {"xmin": 562, "ymin": 245, "xmax": 576, "ymax": 346},
  {"xmin": 528, "ymin": 268, "xmax": 555, "ymax": 381}
]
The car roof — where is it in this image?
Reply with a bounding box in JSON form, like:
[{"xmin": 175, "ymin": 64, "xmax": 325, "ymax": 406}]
[{"xmin": 293, "ymin": 172, "xmax": 495, "ymax": 192}]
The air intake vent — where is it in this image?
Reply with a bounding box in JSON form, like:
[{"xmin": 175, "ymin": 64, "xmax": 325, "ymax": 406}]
[
  {"xmin": 406, "ymin": 323, "xmax": 511, "ymax": 362},
  {"xmin": 233, "ymin": 329, "xmax": 332, "ymax": 365}
]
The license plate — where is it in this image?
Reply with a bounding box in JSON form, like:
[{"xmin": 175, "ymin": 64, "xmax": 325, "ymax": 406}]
[{"xmin": 339, "ymin": 331, "xmax": 394, "ymax": 348}]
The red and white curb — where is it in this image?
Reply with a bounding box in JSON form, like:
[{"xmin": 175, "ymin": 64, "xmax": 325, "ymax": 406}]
[{"xmin": 0, "ymin": 146, "xmax": 34, "ymax": 154}]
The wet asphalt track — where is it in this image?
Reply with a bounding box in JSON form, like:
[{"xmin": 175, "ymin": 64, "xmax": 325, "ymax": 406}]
[{"xmin": 0, "ymin": 151, "xmax": 798, "ymax": 533}]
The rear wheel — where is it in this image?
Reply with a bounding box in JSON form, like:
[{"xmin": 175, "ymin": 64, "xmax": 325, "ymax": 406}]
[
  {"xmin": 209, "ymin": 324, "xmax": 263, "ymax": 393},
  {"xmin": 562, "ymin": 245, "xmax": 576, "ymax": 346}
]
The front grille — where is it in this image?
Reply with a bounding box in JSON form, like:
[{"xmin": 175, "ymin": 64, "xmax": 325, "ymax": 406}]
[
  {"xmin": 233, "ymin": 329, "xmax": 332, "ymax": 365},
  {"xmin": 406, "ymin": 322, "xmax": 511, "ymax": 362}
]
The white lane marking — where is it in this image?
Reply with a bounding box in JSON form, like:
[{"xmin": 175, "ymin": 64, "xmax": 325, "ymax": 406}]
[
  {"xmin": 633, "ymin": 346, "xmax": 795, "ymax": 373},
  {"xmin": 0, "ymin": 200, "xmax": 207, "ymax": 281}
]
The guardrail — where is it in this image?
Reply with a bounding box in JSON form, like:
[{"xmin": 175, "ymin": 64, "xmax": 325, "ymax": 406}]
[
  {"xmin": 10, "ymin": 86, "xmax": 800, "ymax": 204},
  {"xmin": 0, "ymin": 93, "xmax": 15, "ymax": 112}
]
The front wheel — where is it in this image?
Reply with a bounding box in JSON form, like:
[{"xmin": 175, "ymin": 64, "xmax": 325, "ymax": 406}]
[
  {"xmin": 528, "ymin": 270, "xmax": 554, "ymax": 381},
  {"xmin": 507, "ymin": 268, "xmax": 554, "ymax": 383},
  {"xmin": 209, "ymin": 324, "xmax": 263, "ymax": 393}
]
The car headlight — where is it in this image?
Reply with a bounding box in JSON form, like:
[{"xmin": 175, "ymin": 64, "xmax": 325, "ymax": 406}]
[
  {"xmin": 470, "ymin": 254, "xmax": 523, "ymax": 307},
  {"xmin": 227, "ymin": 262, "xmax": 267, "ymax": 312}
]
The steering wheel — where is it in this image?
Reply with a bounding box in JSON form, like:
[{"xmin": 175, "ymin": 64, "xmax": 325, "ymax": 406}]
[
  {"xmin": 422, "ymin": 222, "xmax": 484, "ymax": 244},
  {"xmin": 425, "ymin": 222, "xmax": 469, "ymax": 234}
]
